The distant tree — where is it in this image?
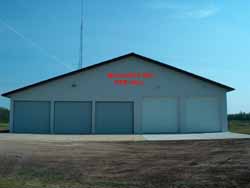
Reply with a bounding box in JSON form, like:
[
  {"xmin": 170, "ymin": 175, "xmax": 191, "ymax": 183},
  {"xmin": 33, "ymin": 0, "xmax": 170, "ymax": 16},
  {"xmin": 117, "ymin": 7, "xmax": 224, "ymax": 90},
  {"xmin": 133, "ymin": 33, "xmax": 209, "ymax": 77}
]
[
  {"xmin": 0, "ymin": 107, "xmax": 9, "ymax": 123},
  {"xmin": 228, "ymin": 112, "xmax": 250, "ymax": 121}
]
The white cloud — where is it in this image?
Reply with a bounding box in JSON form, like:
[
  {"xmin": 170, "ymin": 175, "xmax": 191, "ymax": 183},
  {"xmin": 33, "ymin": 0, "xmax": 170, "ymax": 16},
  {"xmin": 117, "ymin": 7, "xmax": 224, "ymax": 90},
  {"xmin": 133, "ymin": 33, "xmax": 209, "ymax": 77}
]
[
  {"xmin": 148, "ymin": 0, "xmax": 190, "ymax": 10},
  {"xmin": 185, "ymin": 7, "xmax": 219, "ymax": 19},
  {"xmin": 147, "ymin": 1, "xmax": 219, "ymax": 19}
]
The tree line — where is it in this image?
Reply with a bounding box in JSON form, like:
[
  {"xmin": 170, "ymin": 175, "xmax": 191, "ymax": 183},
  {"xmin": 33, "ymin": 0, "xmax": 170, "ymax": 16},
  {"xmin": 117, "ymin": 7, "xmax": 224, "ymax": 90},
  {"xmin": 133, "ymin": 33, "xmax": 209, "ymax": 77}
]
[
  {"xmin": 228, "ymin": 112, "xmax": 250, "ymax": 121},
  {"xmin": 0, "ymin": 107, "xmax": 9, "ymax": 123}
]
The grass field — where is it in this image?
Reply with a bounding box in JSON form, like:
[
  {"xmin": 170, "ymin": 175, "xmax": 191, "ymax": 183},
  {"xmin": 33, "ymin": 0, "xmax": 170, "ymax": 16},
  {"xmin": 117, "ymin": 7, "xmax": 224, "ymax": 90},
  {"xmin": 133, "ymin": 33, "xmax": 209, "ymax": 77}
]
[
  {"xmin": 0, "ymin": 123, "xmax": 8, "ymax": 132},
  {"xmin": 229, "ymin": 120, "xmax": 250, "ymax": 134}
]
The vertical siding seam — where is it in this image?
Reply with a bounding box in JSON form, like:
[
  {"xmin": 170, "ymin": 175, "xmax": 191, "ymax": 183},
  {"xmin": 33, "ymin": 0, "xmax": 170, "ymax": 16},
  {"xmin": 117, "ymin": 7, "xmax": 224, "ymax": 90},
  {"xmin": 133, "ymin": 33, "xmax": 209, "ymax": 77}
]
[
  {"xmin": 138, "ymin": 98, "xmax": 143, "ymax": 134},
  {"xmin": 180, "ymin": 97, "xmax": 186, "ymax": 133},
  {"xmin": 177, "ymin": 96, "xmax": 181, "ymax": 133},
  {"xmin": 92, "ymin": 100, "xmax": 95, "ymax": 134},
  {"xmin": 132, "ymin": 102, "xmax": 135, "ymax": 134},
  {"xmin": 50, "ymin": 101, "xmax": 55, "ymax": 134}
]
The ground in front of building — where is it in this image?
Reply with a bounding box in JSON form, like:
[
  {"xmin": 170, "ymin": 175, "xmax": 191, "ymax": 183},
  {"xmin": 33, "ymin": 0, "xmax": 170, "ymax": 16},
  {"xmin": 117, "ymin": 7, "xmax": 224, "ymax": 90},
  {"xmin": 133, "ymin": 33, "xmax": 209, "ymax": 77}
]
[{"xmin": 0, "ymin": 139, "xmax": 250, "ymax": 188}]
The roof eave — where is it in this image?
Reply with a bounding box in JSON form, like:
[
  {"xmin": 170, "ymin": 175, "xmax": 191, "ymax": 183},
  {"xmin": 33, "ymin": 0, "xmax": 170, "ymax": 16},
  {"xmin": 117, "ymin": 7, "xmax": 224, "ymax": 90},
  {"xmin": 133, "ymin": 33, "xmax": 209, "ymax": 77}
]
[{"xmin": 1, "ymin": 52, "xmax": 235, "ymax": 97}]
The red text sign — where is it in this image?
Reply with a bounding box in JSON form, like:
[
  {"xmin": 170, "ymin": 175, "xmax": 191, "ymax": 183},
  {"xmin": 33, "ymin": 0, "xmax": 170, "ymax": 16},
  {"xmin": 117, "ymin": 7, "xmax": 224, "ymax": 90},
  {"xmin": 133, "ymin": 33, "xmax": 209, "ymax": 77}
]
[{"xmin": 107, "ymin": 72, "xmax": 154, "ymax": 86}]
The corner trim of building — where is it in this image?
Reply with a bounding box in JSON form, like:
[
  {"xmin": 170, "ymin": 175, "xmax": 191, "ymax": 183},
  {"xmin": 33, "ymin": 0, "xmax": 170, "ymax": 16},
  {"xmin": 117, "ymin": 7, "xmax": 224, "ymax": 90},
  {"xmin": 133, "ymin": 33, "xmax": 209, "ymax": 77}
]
[
  {"xmin": 9, "ymin": 99, "xmax": 14, "ymax": 133},
  {"xmin": 221, "ymin": 94, "xmax": 228, "ymax": 132},
  {"xmin": 177, "ymin": 96, "xmax": 181, "ymax": 133}
]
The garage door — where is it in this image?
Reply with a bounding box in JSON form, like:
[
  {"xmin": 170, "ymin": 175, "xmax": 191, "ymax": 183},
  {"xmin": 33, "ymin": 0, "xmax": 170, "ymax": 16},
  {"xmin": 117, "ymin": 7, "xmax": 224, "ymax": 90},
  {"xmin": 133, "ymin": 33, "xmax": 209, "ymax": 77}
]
[
  {"xmin": 54, "ymin": 102, "xmax": 92, "ymax": 134},
  {"xmin": 95, "ymin": 102, "xmax": 133, "ymax": 134},
  {"xmin": 142, "ymin": 98, "xmax": 178, "ymax": 133},
  {"xmin": 13, "ymin": 101, "xmax": 50, "ymax": 133},
  {"xmin": 184, "ymin": 97, "xmax": 220, "ymax": 133}
]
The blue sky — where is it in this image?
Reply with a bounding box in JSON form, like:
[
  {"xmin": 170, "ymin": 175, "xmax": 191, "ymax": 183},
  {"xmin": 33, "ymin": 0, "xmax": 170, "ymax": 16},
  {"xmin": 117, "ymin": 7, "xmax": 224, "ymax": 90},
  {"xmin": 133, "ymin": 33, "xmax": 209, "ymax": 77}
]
[{"xmin": 0, "ymin": 0, "xmax": 249, "ymax": 113}]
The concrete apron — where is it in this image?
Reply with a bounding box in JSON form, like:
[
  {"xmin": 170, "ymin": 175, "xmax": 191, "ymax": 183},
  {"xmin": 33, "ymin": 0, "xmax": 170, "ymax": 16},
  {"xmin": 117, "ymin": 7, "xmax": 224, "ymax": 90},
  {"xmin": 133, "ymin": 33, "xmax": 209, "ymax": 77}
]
[
  {"xmin": 0, "ymin": 132, "xmax": 250, "ymax": 142},
  {"xmin": 0, "ymin": 134, "xmax": 145, "ymax": 142},
  {"xmin": 144, "ymin": 132, "xmax": 250, "ymax": 141}
]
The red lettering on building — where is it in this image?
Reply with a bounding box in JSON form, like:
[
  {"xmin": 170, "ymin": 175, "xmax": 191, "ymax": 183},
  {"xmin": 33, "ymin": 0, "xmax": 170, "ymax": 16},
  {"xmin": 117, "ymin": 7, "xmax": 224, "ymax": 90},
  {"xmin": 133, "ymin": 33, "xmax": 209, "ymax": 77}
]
[{"xmin": 108, "ymin": 72, "xmax": 154, "ymax": 86}]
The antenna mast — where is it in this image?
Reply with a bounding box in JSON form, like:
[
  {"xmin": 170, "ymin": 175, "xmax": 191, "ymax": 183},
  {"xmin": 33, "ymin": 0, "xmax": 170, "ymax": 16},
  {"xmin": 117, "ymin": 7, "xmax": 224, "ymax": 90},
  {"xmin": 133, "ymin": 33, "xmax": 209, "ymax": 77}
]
[{"xmin": 78, "ymin": 0, "xmax": 84, "ymax": 69}]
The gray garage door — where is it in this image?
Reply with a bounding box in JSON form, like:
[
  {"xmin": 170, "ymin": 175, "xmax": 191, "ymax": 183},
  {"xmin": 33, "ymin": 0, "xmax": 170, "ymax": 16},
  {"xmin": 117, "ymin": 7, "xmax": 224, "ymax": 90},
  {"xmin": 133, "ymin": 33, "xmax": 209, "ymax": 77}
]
[
  {"xmin": 54, "ymin": 102, "xmax": 92, "ymax": 134},
  {"xmin": 13, "ymin": 101, "xmax": 50, "ymax": 133},
  {"xmin": 95, "ymin": 102, "xmax": 133, "ymax": 134}
]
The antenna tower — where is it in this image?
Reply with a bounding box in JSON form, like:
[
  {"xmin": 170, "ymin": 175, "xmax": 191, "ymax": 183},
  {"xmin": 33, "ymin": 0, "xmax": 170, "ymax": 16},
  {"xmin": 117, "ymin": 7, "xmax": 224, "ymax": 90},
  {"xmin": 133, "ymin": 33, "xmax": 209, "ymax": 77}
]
[{"xmin": 78, "ymin": 0, "xmax": 84, "ymax": 69}]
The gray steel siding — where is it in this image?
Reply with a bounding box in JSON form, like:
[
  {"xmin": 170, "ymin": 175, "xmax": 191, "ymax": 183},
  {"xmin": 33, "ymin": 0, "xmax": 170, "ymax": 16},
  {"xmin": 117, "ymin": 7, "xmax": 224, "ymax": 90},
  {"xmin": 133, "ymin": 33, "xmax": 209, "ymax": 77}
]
[
  {"xmin": 13, "ymin": 101, "xmax": 50, "ymax": 133},
  {"xmin": 95, "ymin": 102, "xmax": 133, "ymax": 134},
  {"xmin": 54, "ymin": 101, "xmax": 92, "ymax": 134},
  {"xmin": 8, "ymin": 57, "xmax": 229, "ymax": 133}
]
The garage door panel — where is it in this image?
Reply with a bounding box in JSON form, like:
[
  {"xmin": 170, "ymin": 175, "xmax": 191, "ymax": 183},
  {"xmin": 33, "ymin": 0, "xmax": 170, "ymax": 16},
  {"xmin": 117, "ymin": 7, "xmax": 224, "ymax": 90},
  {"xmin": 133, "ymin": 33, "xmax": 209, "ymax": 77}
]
[
  {"xmin": 13, "ymin": 101, "xmax": 50, "ymax": 133},
  {"xmin": 143, "ymin": 98, "xmax": 178, "ymax": 133},
  {"xmin": 54, "ymin": 102, "xmax": 92, "ymax": 134},
  {"xmin": 95, "ymin": 102, "xmax": 133, "ymax": 134},
  {"xmin": 184, "ymin": 98, "xmax": 220, "ymax": 132}
]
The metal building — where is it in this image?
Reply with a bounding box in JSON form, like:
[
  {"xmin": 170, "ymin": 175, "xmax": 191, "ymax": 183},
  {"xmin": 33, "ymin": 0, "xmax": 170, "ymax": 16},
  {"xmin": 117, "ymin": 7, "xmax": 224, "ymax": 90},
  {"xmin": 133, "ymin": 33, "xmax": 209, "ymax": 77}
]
[{"xmin": 2, "ymin": 53, "xmax": 234, "ymax": 134}]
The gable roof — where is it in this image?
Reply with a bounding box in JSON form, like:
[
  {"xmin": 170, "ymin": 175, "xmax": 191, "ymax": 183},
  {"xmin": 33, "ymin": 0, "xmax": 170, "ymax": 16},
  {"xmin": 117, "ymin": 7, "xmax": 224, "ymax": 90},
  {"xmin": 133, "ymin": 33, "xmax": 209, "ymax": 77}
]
[{"xmin": 2, "ymin": 52, "xmax": 234, "ymax": 97}]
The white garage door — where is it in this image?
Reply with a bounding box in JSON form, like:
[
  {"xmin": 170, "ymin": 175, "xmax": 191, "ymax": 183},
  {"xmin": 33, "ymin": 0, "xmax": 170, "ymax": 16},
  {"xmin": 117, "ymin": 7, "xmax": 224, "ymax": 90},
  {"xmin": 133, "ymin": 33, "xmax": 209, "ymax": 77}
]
[
  {"xmin": 142, "ymin": 98, "xmax": 178, "ymax": 133},
  {"xmin": 184, "ymin": 97, "xmax": 220, "ymax": 133}
]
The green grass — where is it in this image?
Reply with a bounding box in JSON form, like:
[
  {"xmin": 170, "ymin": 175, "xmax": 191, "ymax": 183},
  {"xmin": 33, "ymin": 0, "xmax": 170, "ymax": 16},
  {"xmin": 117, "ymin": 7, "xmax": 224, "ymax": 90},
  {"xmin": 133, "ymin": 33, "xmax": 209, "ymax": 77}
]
[
  {"xmin": 0, "ymin": 123, "xmax": 8, "ymax": 131},
  {"xmin": 0, "ymin": 177, "xmax": 83, "ymax": 188},
  {"xmin": 229, "ymin": 120, "xmax": 250, "ymax": 134},
  {"xmin": 0, "ymin": 176, "xmax": 134, "ymax": 188}
]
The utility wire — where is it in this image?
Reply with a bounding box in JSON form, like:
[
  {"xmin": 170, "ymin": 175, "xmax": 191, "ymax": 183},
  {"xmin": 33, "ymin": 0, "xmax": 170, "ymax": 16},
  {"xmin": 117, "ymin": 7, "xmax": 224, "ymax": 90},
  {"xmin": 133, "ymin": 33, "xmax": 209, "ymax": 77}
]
[{"xmin": 0, "ymin": 18, "xmax": 73, "ymax": 70}]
